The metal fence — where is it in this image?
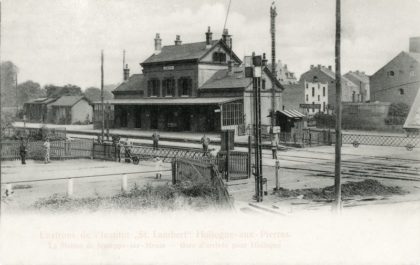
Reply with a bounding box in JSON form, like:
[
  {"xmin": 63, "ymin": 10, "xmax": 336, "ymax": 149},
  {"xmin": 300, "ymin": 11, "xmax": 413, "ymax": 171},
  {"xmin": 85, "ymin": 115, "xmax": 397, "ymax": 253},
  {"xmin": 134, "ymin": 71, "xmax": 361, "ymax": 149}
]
[
  {"xmin": 335, "ymin": 133, "xmax": 420, "ymax": 150},
  {"xmin": 217, "ymin": 151, "xmax": 250, "ymax": 180},
  {"xmin": 278, "ymin": 129, "xmax": 332, "ymax": 147},
  {"xmin": 128, "ymin": 145, "xmax": 209, "ymax": 162}
]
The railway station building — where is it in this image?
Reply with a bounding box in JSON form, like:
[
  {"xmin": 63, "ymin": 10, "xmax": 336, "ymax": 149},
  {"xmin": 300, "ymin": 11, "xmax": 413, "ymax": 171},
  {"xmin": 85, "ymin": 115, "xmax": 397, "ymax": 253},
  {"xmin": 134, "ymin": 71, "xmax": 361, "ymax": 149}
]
[{"xmin": 94, "ymin": 27, "xmax": 284, "ymax": 134}]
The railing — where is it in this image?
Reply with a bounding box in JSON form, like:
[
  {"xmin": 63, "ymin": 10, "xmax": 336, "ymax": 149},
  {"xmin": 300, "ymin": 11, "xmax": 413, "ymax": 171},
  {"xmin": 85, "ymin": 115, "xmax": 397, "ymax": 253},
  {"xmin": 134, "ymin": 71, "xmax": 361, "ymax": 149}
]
[
  {"xmin": 279, "ymin": 129, "xmax": 332, "ymax": 147},
  {"xmin": 333, "ymin": 133, "xmax": 420, "ymax": 150}
]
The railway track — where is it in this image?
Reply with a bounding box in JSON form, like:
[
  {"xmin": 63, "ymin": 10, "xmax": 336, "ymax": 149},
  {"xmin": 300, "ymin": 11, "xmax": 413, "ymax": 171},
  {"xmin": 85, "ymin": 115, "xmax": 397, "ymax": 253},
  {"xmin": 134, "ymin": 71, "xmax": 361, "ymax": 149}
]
[{"xmin": 262, "ymin": 153, "xmax": 420, "ymax": 182}]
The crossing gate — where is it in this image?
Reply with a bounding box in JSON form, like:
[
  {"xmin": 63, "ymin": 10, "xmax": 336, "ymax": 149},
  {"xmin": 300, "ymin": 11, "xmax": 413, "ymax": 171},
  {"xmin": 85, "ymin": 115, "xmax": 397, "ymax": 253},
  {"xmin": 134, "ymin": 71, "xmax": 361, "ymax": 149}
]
[{"xmin": 172, "ymin": 157, "xmax": 233, "ymax": 207}]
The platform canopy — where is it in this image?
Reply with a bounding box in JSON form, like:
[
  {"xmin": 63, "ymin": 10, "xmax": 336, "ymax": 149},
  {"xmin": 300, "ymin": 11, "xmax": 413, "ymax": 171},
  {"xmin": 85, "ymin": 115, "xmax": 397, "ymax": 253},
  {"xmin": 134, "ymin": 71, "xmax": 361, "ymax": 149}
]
[
  {"xmin": 93, "ymin": 97, "xmax": 242, "ymax": 106},
  {"xmin": 269, "ymin": 109, "xmax": 305, "ymax": 119},
  {"xmin": 404, "ymin": 89, "xmax": 420, "ymax": 130}
]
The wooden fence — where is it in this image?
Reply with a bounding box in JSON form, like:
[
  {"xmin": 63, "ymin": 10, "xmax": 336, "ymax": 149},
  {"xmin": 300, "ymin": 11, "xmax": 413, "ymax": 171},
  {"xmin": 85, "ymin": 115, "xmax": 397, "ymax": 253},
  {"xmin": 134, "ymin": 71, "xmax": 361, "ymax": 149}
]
[{"xmin": 1, "ymin": 139, "xmax": 93, "ymax": 161}]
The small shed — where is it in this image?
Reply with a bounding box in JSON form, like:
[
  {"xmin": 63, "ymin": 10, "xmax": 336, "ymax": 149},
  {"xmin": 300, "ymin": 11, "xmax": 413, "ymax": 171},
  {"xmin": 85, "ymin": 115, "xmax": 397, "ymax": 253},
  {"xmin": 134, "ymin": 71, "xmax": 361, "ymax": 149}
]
[
  {"xmin": 24, "ymin": 97, "xmax": 58, "ymax": 123},
  {"xmin": 50, "ymin": 96, "xmax": 93, "ymax": 125},
  {"xmin": 274, "ymin": 109, "xmax": 305, "ymax": 133}
]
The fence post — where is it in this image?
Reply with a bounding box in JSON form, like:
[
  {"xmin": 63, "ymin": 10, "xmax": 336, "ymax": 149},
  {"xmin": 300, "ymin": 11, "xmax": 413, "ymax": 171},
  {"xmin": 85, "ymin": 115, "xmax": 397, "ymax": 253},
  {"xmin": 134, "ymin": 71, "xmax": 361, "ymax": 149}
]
[
  {"xmin": 121, "ymin": 174, "xmax": 128, "ymax": 192},
  {"xmin": 172, "ymin": 159, "xmax": 177, "ymax": 184},
  {"xmin": 91, "ymin": 139, "xmax": 95, "ymax": 159},
  {"xmin": 67, "ymin": 178, "xmax": 74, "ymax": 196},
  {"xmin": 247, "ymin": 135, "xmax": 251, "ymax": 178},
  {"xmin": 275, "ymin": 160, "xmax": 280, "ymax": 191}
]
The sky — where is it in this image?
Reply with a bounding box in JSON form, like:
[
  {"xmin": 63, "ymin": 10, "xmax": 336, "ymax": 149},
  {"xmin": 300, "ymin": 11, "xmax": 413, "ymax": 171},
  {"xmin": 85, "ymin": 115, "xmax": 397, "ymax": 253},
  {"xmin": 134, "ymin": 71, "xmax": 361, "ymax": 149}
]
[{"xmin": 2, "ymin": 0, "xmax": 420, "ymax": 89}]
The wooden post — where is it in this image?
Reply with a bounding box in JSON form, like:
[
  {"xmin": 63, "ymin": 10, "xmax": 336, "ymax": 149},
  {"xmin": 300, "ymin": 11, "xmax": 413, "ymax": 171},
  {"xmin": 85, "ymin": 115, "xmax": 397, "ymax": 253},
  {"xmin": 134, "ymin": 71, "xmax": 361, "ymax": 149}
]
[
  {"xmin": 226, "ymin": 132, "xmax": 230, "ymax": 182},
  {"xmin": 67, "ymin": 178, "xmax": 74, "ymax": 196},
  {"xmin": 101, "ymin": 50, "xmax": 105, "ymax": 142},
  {"xmin": 275, "ymin": 159, "xmax": 280, "ymax": 191},
  {"xmin": 247, "ymin": 135, "xmax": 252, "ymax": 178},
  {"xmin": 334, "ymin": 0, "xmax": 343, "ymax": 212},
  {"xmin": 121, "ymin": 174, "xmax": 128, "ymax": 192}
]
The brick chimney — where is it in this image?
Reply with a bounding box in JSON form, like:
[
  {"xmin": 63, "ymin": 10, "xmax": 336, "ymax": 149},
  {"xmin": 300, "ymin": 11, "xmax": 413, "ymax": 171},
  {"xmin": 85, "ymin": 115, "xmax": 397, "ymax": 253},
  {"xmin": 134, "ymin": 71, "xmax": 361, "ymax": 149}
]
[
  {"xmin": 409, "ymin": 37, "xmax": 420, "ymax": 53},
  {"xmin": 205, "ymin": 26, "xmax": 213, "ymax": 49},
  {"xmin": 328, "ymin": 65, "xmax": 332, "ymax": 70},
  {"xmin": 222, "ymin": 28, "xmax": 232, "ymax": 49},
  {"xmin": 123, "ymin": 64, "xmax": 130, "ymax": 81},
  {"xmin": 174, "ymin": 35, "xmax": 182, "ymax": 46},
  {"xmin": 262, "ymin": 53, "xmax": 268, "ymax": 66},
  {"xmin": 154, "ymin": 33, "xmax": 162, "ymax": 54},
  {"xmin": 228, "ymin": 60, "xmax": 234, "ymax": 76}
]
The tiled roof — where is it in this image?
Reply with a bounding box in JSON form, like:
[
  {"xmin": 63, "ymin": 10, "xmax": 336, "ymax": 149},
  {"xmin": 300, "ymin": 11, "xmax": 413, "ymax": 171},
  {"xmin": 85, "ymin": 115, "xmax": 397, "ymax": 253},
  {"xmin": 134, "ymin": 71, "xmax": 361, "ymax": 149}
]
[
  {"xmin": 142, "ymin": 40, "xmax": 219, "ymax": 64},
  {"xmin": 200, "ymin": 66, "xmax": 284, "ymax": 90},
  {"xmin": 408, "ymin": 52, "xmax": 420, "ymax": 62},
  {"xmin": 200, "ymin": 68, "xmax": 252, "ymax": 90},
  {"xmin": 114, "ymin": 74, "xmax": 145, "ymax": 92},
  {"xmin": 50, "ymin": 96, "xmax": 88, "ymax": 107},
  {"xmin": 344, "ymin": 71, "xmax": 370, "ymax": 84}
]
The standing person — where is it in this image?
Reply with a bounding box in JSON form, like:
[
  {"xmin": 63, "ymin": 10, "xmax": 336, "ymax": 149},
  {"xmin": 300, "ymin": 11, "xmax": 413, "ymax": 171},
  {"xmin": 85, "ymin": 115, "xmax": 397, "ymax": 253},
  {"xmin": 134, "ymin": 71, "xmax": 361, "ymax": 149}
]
[
  {"xmin": 19, "ymin": 138, "xmax": 27, "ymax": 165},
  {"xmin": 152, "ymin": 131, "xmax": 160, "ymax": 150},
  {"xmin": 201, "ymin": 134, "xmax": 210, "ymax": 156},
  {"xmin": 43, "ymin": 138, "xmax": 51, "ymax": 164}
]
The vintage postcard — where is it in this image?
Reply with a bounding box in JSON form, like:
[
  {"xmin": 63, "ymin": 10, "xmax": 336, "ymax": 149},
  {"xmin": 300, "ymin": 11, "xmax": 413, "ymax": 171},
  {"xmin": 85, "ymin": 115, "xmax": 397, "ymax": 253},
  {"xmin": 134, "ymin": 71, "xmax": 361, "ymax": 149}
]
[{"xmin": 1, "ymin": 0, "xmax": 420, "ymax": 264}]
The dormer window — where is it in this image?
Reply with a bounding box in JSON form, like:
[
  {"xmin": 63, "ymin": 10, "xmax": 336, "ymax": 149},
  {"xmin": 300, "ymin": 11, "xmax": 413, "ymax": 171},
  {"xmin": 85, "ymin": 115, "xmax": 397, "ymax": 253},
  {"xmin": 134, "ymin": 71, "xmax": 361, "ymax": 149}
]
[{"xmin": 213, "ymin": 52, "xmax": 227, "ymax": 63}]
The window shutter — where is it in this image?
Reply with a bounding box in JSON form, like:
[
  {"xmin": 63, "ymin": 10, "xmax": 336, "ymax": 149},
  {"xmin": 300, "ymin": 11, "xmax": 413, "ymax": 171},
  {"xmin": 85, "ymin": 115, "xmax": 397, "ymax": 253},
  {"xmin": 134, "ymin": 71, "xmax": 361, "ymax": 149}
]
[
  {"xmin": 188, "ymin": 78, "xmax": 193, "ymax": 96},
  {"xmin": 172, "ymin": 80, "xmax": 176, "ymax": 97},
  {"xmin": 147, "ymin": 80, "xmax": 151, "ymax": 97},
  {"xmin": 178, "ymin": 79, "xmax": 182, "ymax": 97},
  {"xmin": 162, "ymin": 79, "xmax": 167, "ymax": 97}
]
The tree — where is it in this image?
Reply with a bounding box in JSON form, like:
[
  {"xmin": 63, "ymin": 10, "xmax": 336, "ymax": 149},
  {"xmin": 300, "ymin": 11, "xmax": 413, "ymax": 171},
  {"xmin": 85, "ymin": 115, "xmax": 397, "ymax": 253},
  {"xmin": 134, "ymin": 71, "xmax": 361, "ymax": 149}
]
[
  {"xmin": 45, "ymin": 84, "xmax": 82, "ymax": 98},
  {"xmin": 17, "ymin": 80, "xmax": 46, "ymax": 106},
  {"xmin": 1, "ymin": 61, "xmax": 18, "ymax": 108},
  {"xmin": 84, "ymin": 87, "xmax": 113, "ymax": 102}
]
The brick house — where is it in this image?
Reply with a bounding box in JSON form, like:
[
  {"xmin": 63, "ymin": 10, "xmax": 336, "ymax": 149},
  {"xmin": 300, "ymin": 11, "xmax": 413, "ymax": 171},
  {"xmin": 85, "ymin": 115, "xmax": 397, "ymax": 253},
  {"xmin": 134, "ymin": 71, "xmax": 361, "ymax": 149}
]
[
  {"xmin": 370, "ymin": 37, "xmax": 420, "ymax": 107},
  {"xmin": 94, "ymin": 27, "xmax": 283, "ymax": 134}
]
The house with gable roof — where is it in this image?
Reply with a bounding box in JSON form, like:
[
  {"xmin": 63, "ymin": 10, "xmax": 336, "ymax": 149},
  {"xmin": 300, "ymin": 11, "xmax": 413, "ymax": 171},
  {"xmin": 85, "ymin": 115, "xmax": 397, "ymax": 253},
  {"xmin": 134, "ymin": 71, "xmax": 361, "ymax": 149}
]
[{"xmin": 97, "ymin": 27, "xmax": 283, "ymax": 133}]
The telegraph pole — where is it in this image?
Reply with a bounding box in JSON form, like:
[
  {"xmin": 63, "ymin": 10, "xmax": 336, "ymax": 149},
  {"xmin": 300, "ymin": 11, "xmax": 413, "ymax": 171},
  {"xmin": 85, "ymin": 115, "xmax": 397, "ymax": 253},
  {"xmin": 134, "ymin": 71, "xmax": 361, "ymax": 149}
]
[
  {"xmin": 270, "ymin": 2, "xmax": 277, "ymax": 159},
  {"xmin": 101, "ymin": 50, "xmax": 104, "ymax": 142},
  {"xmin": 334, "ymin": 0, "xmax": 342, "ymax": 211}
]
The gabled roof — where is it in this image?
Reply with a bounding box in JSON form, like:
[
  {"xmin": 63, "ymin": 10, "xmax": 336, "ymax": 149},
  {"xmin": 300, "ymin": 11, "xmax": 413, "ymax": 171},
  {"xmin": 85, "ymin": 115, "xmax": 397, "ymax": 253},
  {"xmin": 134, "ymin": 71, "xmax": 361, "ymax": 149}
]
[
  {"xmin": 200, "ymin": 66, "xmax": 284, "ymax": 91},
  {"xmin": 344, "ymin": 71, "xmax": 369, "ymax": 84},
  {"xmin": 141, "ymin": 39, "xmax": 242, "ymax": 65},
  {"xmin": 50, "ymin": 96, "xmax": 90, "ymax": 107},
  {"xmin": 372, "ymin": 51, "xmax": 420, "ymax": 77},
  {"xmin": 113, "ymin": 74, "xmax": 145, "ymax": 92},
  {"xmin": 319, "ymin": 66, "xmax": 355, "ymax": 85}
]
